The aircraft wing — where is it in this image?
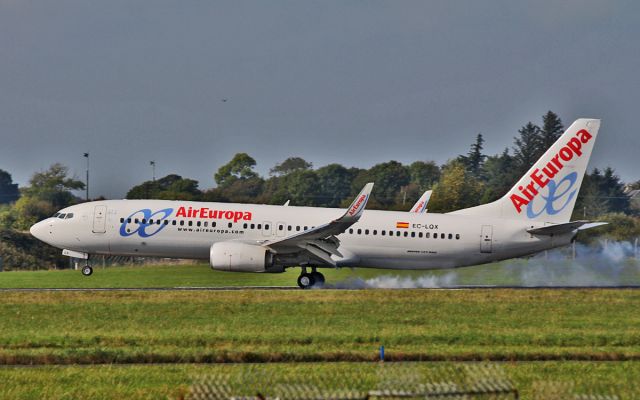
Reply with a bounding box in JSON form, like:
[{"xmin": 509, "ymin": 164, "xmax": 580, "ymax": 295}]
[
  {"xmin": 261, "ymin": 183, "xmax": 374, "ymax": 266},
  {"xmin": 527, "ymin": 221, "xmax": 608, "ymax": 236},
  {"xmin": 410, "ymin": 190, "xmax": 432, "ymax": 213}
]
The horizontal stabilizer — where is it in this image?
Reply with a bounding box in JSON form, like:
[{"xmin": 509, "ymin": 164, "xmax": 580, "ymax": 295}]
[{"xmin": 527, "ymin": 221, "xmax": 608, "ymax": 236}]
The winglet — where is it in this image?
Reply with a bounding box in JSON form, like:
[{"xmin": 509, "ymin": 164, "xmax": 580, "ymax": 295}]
[
  {"xmin": 339, "ymin": 182, "xmax": 374, "ymax": 222},
  {"xmin": 411, "ymin": 190, "xmax": 432, "ymax": 213}
]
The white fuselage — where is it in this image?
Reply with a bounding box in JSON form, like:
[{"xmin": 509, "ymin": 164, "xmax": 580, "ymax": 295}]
[{"xmin": 30, "ymin": 199, "xmax": 572, "ymax": 270}]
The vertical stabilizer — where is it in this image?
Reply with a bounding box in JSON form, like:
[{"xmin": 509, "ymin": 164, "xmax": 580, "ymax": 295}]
[{"xmin": 450, "ymin": 118, "xmax": 601, "ymax": 223}]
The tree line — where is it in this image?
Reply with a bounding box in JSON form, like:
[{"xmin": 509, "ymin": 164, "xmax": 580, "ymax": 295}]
[{"xmin": 1, "ymin": 111, "xmax": 639, "ymax": 234}]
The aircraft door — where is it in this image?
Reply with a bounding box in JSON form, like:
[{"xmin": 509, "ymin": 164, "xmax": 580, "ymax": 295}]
[
  {"xmin": 92, "ymin": 205, "xmax": 107, "ymax": 234},
  {"xmin": 480, "ymin": 225, "xmax": 493, "ymax": 253}
]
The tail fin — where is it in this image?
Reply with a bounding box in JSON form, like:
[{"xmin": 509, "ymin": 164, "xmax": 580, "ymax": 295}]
[
  {"xmin": 410, "ymin": 190, "xmax": 432, "ymax": 213},
  {"xmin": 450, "ymin": 118, "xmax": 601, "ymax": 223}
]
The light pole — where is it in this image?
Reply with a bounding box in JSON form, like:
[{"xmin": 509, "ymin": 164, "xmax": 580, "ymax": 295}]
[
  {"xmin": 83, "ymin": 153, "xmax": 89, "ymax": 201},
  {"xmin": 150, "ymin": 161, "xmax": 156, "ymax": 181}
]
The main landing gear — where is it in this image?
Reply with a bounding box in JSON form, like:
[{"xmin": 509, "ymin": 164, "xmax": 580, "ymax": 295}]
[{"xmin": 297, "ymin": 267, "xmax": 325, "ymax": 289}]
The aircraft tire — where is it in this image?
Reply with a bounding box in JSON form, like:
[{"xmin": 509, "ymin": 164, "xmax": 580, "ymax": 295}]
[
  {"xmin": 81, "ymin": 265, "xmax": 93, "ymax": 276},
  {"xmin": 297, "ymin": 273, "xmax": 315, "ymax": 289},
  {"xmin": 311, "ymin": 271, "xmax": 325, "ymax": 287}
]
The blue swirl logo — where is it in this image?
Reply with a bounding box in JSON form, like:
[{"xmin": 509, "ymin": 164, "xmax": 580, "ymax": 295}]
[
  {"xmin": 119, "ymin": 208, "xmax": 174, "ymax": 238},
  {"xmin": 526, "ymin": 172, "xmax": 578, "ymax": 219}
]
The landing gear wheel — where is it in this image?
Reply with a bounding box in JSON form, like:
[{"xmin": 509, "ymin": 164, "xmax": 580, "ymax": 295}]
[
  {"xmin": 81, "ymin": 265, "xmax": 93, "ymax": 276},
  {"xmin": 297, "ymin": 273, "xmax": 315, "ymax": 289},
  {"xmin": 311, "ymin": 271, "xmax": 325, "ymax": 287}
]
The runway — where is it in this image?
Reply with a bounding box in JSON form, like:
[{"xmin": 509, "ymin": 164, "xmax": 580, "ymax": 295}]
[{"xmin": 2, "ymin": 285, "xmax": 640, "ymax": 291}]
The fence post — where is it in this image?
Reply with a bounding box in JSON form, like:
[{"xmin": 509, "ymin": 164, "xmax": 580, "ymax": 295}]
[{"xmin": 0, "ymin": 256, "xmax": 3, "ymax": 272}]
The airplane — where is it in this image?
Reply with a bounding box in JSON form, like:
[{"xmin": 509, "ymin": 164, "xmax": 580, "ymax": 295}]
[
  {"xmin": 30, "ymin": 118, "xmax": 606, "ymax": 288},
  {"xmin": 410, "ymin": 190, "xmax": 432, "ymax": 213}
]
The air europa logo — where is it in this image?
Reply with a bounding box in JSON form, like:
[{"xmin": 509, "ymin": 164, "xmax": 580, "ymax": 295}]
[
  {"xmin": 348, "ymin": 195, "xmax": 367, "ymax": 216},
  {"xmin": 510, "ymin": 129, "xmax": 593, "ymax": 214},
  {"xmin": 176, "ymin": 206, "xmax": 252, "ymax": 222}
]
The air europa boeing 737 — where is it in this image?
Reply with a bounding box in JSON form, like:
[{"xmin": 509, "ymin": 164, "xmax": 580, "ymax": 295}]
[{"xmin": 31, "ymin": 119, "xmax": 606, "ymax": 288}]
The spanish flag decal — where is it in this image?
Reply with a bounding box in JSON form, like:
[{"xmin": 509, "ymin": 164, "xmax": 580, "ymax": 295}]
[{"xmin": 396, "ymin": 221, "xmax": 409, "ymax": 229}]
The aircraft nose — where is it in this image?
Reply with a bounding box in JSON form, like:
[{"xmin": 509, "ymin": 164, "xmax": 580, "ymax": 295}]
[{"xmin": 30, "ymin": 220, "xmax": 49, "ymax": 241}]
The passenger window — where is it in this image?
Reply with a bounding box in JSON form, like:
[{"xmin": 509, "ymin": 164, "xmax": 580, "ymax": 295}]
[
  {"xmin": 287, "ymin": 225, "xmax": 292, "ymax": 231},
  {"xmin": 149, "ymin": 219, "xmax": 154, "ymax": 224},
  {"xmin": 172, "ymin": 220, "xmax": 176, "ymax": 226},
  {"xmin": 228, "ymin": 222, "xmax": 232, "ymax": 228},
  {"xmin": 296, "ymin": 226, "xmax": 300, "ymax": 231},
  {"xmin": 250, "ymin": 224, "xmax": 255, "ymax": 229},
  {"xmin": 365, "ymin": 229, "xmax": 369, "ymax": 235},
  {"xmin": 197, "ymin": 221, "xmax": 201, "ymax": 227},
  {"xmin": 157, "ymin": 220, "xmax": 161, "ymax": 225},
  {"xmin": 404, "ymin": 232, "xmax": 408, "ymax": 237},
  {"xmin": 120, "ymin": 218, "xmax": 124, "ymax": 223},
  {"xmin": 349, "ymin": 229, "xmax": 353, "ymax": 234},
  {"xmin": 243, "ymin": 223, "xmax": 248, "ymax": 229},
  {"xmin": 279, "ymin": 225, "xmax": 284, "ymax": 231},
  {"xmin": 164, "ymin": 220, "xmax": 169, "ymax": 225},
  {"xmin": 381, "ymin": 230, "xmax": 386, "ymax": 236},
  {"xmin": 213, "ymin": 222, "xmax": 217, "ymax": 227},
  {"xmin": 456, "ymin": 234, "xmax": 460, "ymax": 240},
  {"xmin": 357, "ymin": 229, "xmax": 362, "ymax": 235},
  {"xmin": 188, "ymin": 221, "xmax": 193, "ymax": 227},
  {"xmin": 433, "ymin": 234, "xmax": 437, "ymax": 239},
  {"xmin": 180, "ymin": 221, "xmax": 184, "ymax": 226},
  {"xmin": 264, "ymin": 224, "xmax": 268, "ymax": 230},
  {"xmin": 448, "ymin": 233, "xmax": 453, "ymax": 239},
  {"xmin": 203, "ymin": 221, "xmax": 208, "ymax": 227},
  {"xmin": 304, "ymin": 226, "xmax": 308, "ymax": 230},
  {"xmin": 426, "ymin": 232, "xmax": 430, "ymax": 238},
  {"xmin": 258, "ymin": 224, "xmax": 262, "ymax": 229},
  {"xmin": 441, "ymin": 233, "xmax": 445, "ymax": 239},
  {"xmin": 418, "ymin": 232, "xmax": 423, "ymax": 238},
  {"xmin": 396, "ymin": 231, "xmax": 401, "ymax": 237},
  {"xmin": 142, "ymin": 219, "xmax": 147, "ymax": 224},
  {"xmin": 127, "ymin": 218, "xmax": 132, "ymax": 223},
  {"xmin": 135, "ymin": 218, "xmax": 139, "ymax": 224},
  {"xmin": 411, "ymin": 232, "xmax": 415, "ymax": 238},
  {"xmin": 373, "ymin": 230, "xmax": 377, "ymax": 235}
]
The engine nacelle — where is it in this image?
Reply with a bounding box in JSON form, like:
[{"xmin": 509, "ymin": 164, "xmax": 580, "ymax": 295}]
[{"xmin": 210, "ymin": 242, "xmax": 278, "ymax": 272}]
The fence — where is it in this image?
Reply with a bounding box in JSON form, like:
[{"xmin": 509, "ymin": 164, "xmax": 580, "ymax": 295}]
[{"xmin": 184, "ymin": 364, "xmax": 625, "ymax": 400}]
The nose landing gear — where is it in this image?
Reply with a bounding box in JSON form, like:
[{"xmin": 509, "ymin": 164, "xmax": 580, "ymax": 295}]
[
  {"xmin": 81, "ymin": 265, "xmax": 93, "ymax": 276},
  {"xmin": 297, "ymin": 267, "xmax": 325, "ymax": 289}
]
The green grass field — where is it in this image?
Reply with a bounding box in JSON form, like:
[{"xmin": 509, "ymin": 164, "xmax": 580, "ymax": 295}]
[
  {"xmin": 1, "ymin": 257, "xmax": 639, "ymax": 288},
  {"xmin": 1, "ymin": 265, "xmax": 639, "ymax": 398}
]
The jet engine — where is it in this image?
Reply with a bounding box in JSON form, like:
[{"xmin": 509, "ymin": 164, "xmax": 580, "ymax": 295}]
[{"xmin": 209, "ymin": 242, "xmax": 279, "ymax": 272}]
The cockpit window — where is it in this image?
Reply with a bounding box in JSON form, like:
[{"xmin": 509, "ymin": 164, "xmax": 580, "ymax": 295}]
[
  {"xmin": 58, "ymin": 213, "xmax": 66, "ymax": 219},
  {"xmin": 52, "ymin": 213, "xmax": 60, "ymax": 218},
  {"xmin": 65, "ymin": 213, "xmax": 74, "ymax": 219}
]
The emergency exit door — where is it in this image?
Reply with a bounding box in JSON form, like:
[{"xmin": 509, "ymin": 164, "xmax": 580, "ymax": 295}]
[{"xmin": 480, "ymin": 225, "xmax": 493, "ymax": 253}]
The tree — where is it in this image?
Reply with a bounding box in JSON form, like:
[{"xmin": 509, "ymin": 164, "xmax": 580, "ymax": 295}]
[
  {"xmin": 316, "ymin": 164, "xmax": 353, "ymax": 207},
  {"xmin": 126, "ymin": 174, "xmax": 202, "ymax": 200},
  {"xmin": 428, "ymin": 160, "xmax": 484, "ymax": 212},
  {"xmin": 512, "ymin": 122, "xmax": 541, "ymax": 176},
  {"xmin": 408, "ymin": 161, "xmax": 440, "ymax": 190},
  {"xmin": 270, "ymin": 157, "xmax": 312, "ymax": 176},
  {"xmin": 0, "ymin": 169, "xmax": 20, "ymax": 204},
  {"xmin": 353, "ymin": 161, "xmax": 409, "ymax": 208},
  {"xmin": 480, "ymin": 149, "xmax": 519, "ymax": 203},
  {"xmin": 538, "ymin": 111, "xmax": 564, "ymax": 158},
  {"xmin": 458, "ymin": 134, "xmax": 485, "ymax": 178},
  {"xmin": 22, "ymin": 163, "xmax": 84, "ymax": 208},
  {"xmin": 214, "ymin": 153, "xmax": 259, "ymax": 188}
]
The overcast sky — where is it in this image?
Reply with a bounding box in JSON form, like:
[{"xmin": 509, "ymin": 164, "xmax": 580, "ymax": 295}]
[{"xmin": 0, "ymin": 1, "xmax": 638, "ymax": 198}]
